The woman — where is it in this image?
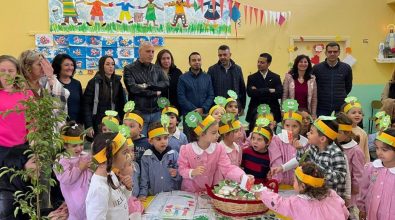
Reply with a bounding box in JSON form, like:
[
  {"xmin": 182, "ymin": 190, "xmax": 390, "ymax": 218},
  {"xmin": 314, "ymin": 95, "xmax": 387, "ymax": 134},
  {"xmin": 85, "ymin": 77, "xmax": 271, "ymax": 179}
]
[
  {"xmin": 155, "ymin": 49, "xmax": 182, "ymax": 109},
  {"xmin": 381, "ymin": 69, "xmax": 395, "ymax": 100},
  {"xmin": 83, "ymin": 55, "xmax": 126, "ymax": 137},
  {"xmin": 52, "ymin": 54, "xmax": 83, "ymax": 124},
  {"xmin": 282, "ymin": 55, "xmax": 317, "ymax": 118},
  {"xmin": 0, "ymin": 55, "xmax": 35, "ymax": 219}
]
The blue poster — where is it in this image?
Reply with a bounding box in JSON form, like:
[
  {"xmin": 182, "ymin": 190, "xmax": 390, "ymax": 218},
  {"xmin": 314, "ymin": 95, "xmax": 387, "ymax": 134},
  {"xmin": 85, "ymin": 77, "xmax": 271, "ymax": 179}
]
[
  {"xmin": 53, "ymin": 47, "xmax": 69, "ymax": 56},
  {"xmin": 102, "ymin": 36, "xmax": 118, "ymax": 47},
  {"xmin": 118, "ymin": 58, "xmax": 134, "ymax": 68},
  {"xmin": 75, "ymin": 58, "xmax": 86, "ymax": 70},
  {"xmin": 150, "ymin": 36, "xmax": 164, "ymax": 46},
  {"xmin": 69, "ymin": 46, "xmax": 87, "ymax": 58},
  {"xmin": 87, "ymin": 35, "xmax": 103, "ymax": 47},
  {"xmin": 53, "ymin": 35, "xmax": 69, "ymax": 46},
  {"xmin": 118, "ymin": 36, "xmax": 134, "ymax": 47},
  {"xmin": 117, "ymin": 48, "xmax": 134, "ymax": 59},
  {"xmin": 134, "ymin": 36, "xmax": 150, "ymax": 47},
  {"xmin": 68, "ymin": 35, "xmax": 87, "ymax": 46},
  {"xmin": 86, "ymin": 47, "xmax": 102, "ymax": 58},
  {"xmin": 86, "ymin": 58, "xmax": 100, "ymax": 70},
  {"xmin": 102, "ymin": 48, "xmax": 117, "ymax": 58}
]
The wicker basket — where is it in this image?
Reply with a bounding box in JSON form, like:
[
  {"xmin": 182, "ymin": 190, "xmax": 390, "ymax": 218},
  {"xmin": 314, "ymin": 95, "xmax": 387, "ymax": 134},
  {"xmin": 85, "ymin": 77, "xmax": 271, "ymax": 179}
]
[{"xmin": 205, "ymin": 180, "xmax": 279, "ymax": 218}]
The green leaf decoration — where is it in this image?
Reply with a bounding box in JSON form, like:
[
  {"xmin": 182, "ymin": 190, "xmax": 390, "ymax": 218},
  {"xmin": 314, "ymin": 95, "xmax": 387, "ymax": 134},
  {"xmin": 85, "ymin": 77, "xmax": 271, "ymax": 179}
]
[
  {"xmin": 379, "ymin": 115, "xmax": 391, "ymax": 130},
  {"xmin": 214, "ymin": 96, "xmax": 227, "ymax": 107},
  {"xmin": 103, "ymin": 119, "xmax": 119, "ymax": 132},
  {"xmin": 345, "ymin": 96, "xmax": 358, "ymax": 104},
  {"xmin": 185, "ymin": 111, "xmax": 202, "ymax": 128},
  {"xmin": 227, "ymin": 90, "xmax": 238, "ymax": 100},
  {"xmin": 118, "ymin": 125, "xmax": 131, "ymax": 138},
  {"xmin": 105, "ymin": 110, "xmax": 118, "ymax": 117},
  {"xmin": 157, "ymin": 97, "xmax": 170, "ymax": 109},
  {"xmin": 282, "ymin": 99, "xmax": 299, "ymax": 113},
  {"xmin": 255, "ymin": 118, "xmax": 270, "ymax": 127},
  {"xmin": 318, "ymin": 115, "xmax": 336, "ymax": 121},
  {"xmin": 375, "ymin": 111, "xmax": 386, "ymax": 119},
  {"xmin": 221, "ymin": 113, "xmax": 235, "ymax": 124},
  {"xmin": 123, "ymin": 101, "xmax": 135, "ymax": 113},
  {"xmin": 257, "ymin": 104, "xmax": 271, "ymax": 115},
  {"xmin": 161, "ymin": 114, "xmax": 170, "ymax": 129}
]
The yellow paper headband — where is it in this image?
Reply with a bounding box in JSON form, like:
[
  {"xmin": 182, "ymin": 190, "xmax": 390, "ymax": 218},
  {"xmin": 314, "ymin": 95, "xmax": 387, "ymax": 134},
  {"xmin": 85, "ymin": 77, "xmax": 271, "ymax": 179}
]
[
  {"xmin": 126, "ymin": 138, "xmax": 134, "ymax": 147},
  {"xmin": 376, "ymin": 132, "xmax": 395, "ymax": 148},
  {"xmin": 283, "ymin": 112, "xmax": 303, "ymax": 123},
  {"xmin": 252, "ymin": 127, "xmax": 272, "ymax": 141},
  {"xmin": 124, "ymin": 112, "xmax": 144, "ymax": 127},
  {"xmin": 162, "ymin": 107, "xmax": 179, "ymax": 116},
  {"xmin": 313, "ymin": 119, "xmax": 338, "ymax": 140},
  {"xmin": 295, "ymin": 166, "xmax": 325, "ymax": 188},
  {"xmin": 344, "ymin": 102, "xmax": 362, "ymax": 113},
  {"xmin": 209, "ymin": 105, "xmax": 225, "ymax": 116},
  {"xmin": 62, "ymin": 135, "xmax": 84, "ymax": 144},
  {"xmin": 148, "ymin": 127, "xmax": 169, "ymax": 139},
  {"xmin": 219, "ymin": 120, "xmax": 241, "ymax": 134},
  {"xmin": 225, "ymin": 97, "xmax": 237, "ymax": 106},
  {"xmin": 194, "ymin": 115, "xmax": 216, "ymax": 136},
  {"xmin": 338, "ymin": 124, "xmax": 353, "ymax": 132},
  {"xmin": 258, "ymin": 114, "xmax": 274, "ymax": 122},
  {"xmin": 93, "ymin": 132, "xmax": 126, "ymax": 164}
]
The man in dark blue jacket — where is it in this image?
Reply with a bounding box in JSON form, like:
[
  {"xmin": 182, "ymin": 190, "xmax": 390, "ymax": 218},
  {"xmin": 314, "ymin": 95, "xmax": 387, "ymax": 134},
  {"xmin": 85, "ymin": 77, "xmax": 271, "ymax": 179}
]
[{"xmin": 313, "ymin": 42, "xmax": 353, "ymax": 116}]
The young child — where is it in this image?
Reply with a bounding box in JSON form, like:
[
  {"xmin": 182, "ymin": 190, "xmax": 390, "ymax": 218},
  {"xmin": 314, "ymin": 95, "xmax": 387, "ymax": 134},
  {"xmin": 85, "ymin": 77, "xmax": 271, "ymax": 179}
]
[
  {"xmin": 55, "ymin": 121, "xmax": 92, "ymax": 220},
  {"xmin": 368, "ymin": 111, "xmax": 387, "ymax": 161},
  {"xmin": 343, "ymin": 96, "xmax": 370, "ymax": 163},
  {"xmin": 256, "ymin": 162, "xmax": 349, "ymax": 220},
  {"xmin": 357, "ymin": 126, "xmax": 395, "ymax": 220},
  {"xmin": 178, "ymin": 112, "xmax": 254, "ymax": 192},
  {"xmin": 269, "ymin": 99, "xmax": 308, "ymax": 186},
  {"xmin": 86, "ymin": 132, "xmax": 133, "ymax": 219},
  {"xmin": 100, "ymin": 110, "xmax": 119, "ymax": 134},
  {"xmin": 139, "ymin": 0, "xmax": 164, "ymax": 26},
  {"xmin": 123, "ymin": 101, "xmax": 150, "ymax": 165},
  {"xmin": 159, "ymin": 97, "xmax": 188, "ymax": 152},
  {"xmin": 85, "ymin": 0, "xmax": 114, "ymax": 26},
  {"xmin": 209, "ymin": 96, "xmax": 226, "ymax": 122},
  {"xmin": 336, "ymin": 113, "xmax": 365, "ymax": 219},
  {"xmin": 139, "ymin": 117, "xmax": 182, "ymax": 198},
  {"xmin": 300, "ymin": 110, "xmax": 312, "ymax": 137},
  {"xmin": 218, "ymin": 114, "xmax": 242, "ymax": 166}
]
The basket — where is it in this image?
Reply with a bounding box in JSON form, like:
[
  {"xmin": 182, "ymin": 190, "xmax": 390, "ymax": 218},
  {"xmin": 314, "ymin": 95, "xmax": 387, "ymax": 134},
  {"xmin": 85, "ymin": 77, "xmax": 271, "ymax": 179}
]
[{"xmin": 205, "ymin": 179, "xmax": 279, "ymax": 218}]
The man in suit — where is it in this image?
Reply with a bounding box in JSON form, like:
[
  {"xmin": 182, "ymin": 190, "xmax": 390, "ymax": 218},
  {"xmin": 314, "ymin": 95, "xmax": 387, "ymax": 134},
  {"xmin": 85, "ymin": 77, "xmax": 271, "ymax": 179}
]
[{"xmin": 246, "ymin": 53, "xmax": 283, "ymax": 132}]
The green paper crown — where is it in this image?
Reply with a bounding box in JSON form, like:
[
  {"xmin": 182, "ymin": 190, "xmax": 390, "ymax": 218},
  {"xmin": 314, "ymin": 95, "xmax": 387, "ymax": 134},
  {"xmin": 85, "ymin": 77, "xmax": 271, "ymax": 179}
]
[
  {"xmin": 227, "ymin": 90, "xmax": 238, "ymax": 100},
  {"xmin": 123, "ymin": 101, "xmax": 135, "ymax": 113},
  {"xmin": 257, "ymin": 104, "xmax": 271, "ymax": 116},
  {"xmin": 105, "ymin": 110, "xmax": 118, "ymax": 117},
  {"xmin": 185, "ymin": 111, "xmax": 203, "ymax": 128},
  {"xmin": 161, "ymin": 114, "xmax": 170, "ymax": 130},
  {"xmin": 157, "ymin": 97, "xmax": 171, "ymax": 109},
  {"xmin": 221, "ymin": 113, "xmax": 235, "ymax": 124},
  {"xmin": 118, "ymin": 125, "xmax": 131, "ymax": 138},
  {"xmin": 282, "ymin": 99, "xmax": 299, "ymax": 113},
  {"xmin": 318, "ymin": 112, "xmax": 336, "ymax": 121},
  {"xmin": 214, "ymin": 96, "xmax": 227, "ymax": 107},
  {"xmin": 345, "ymin": 96, "xmax": 358, "ymax": 104},
  {"xmin": 255, "ymin": 118, "xmax": 270, "ymax": 128}
]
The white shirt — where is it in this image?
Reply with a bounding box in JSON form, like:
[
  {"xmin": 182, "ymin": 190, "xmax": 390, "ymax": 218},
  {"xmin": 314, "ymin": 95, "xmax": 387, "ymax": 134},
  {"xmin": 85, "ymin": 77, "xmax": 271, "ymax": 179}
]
[{"xmin": 260, "ymin": 70, "xmax": 268, "ymax": 79}]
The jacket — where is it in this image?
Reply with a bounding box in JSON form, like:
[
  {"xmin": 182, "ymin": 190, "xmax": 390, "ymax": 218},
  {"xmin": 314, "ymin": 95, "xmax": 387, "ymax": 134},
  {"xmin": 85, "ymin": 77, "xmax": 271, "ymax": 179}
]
[
  {"xmin": 83, "ymin": 73, "xmax": 126, "ymax": 133},
  {"xmin": 207, "ymin": 59, "xmax": 246, "ymax": 110},
  {"xmin": 123, "ymin": 60, "xmax": 169, "ymax": 113},
  {"xmin": 162, "ymin": 67, "xmax": 183, "ymax": 110},
  {"xmin": 282, "ymin": 73, "xmax": 318, "ymax": 116},
  {"xmin": 246, "ymin": 70, "xmax": 283, "ymax": 123}
]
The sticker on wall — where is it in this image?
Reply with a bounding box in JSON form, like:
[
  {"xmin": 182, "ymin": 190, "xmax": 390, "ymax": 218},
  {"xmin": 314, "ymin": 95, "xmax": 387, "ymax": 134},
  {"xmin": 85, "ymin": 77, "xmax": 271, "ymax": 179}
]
[
  {"xmin": 36, "ymin": 47, "xmax": 54, "ymax": 58},
  {"xmin": 68, "ymin": 35, "xmax": 87, "ymax": 46},
  {"xmin": 35, "ymin": 34, "xmax": 54, "ymax": 47},
  {"xmin": 53, "ymin": 35, "xmax": 69, "ymax": 46},
  {"xmin": 75, "ymin": 58, "xmax": 86, "ymax": 70},
  {"xmin": 53, "ymin": 47, "xmax": 69, "ymax": 56}
]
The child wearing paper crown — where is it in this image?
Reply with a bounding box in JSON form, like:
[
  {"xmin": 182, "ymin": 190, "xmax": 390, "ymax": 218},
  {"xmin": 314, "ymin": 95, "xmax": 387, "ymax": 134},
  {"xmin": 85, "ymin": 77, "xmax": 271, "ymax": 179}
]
[
  {"xmin": 272, "ymin": 115, "xmax": 348, "ymax": 200},
  {"xmin": 357, "ymin": 120, "xmax": 395, "ymax": 220},
  {"xmin": 209, "ymin": 96, "xmax": 226, "ymax": 122},
  {"xmin": 177, "ymin": 112, "xmax": 254, "ymax": 192},
  {"xmin": 158, "ymin": 97, "xmax": 188, "ymax": 152},
  {"xmin": 123, "ymin": 101, "xmax": 150, "ymax": 165},
  {"xmin": 368, "ymin": 111, "xmax": 387, "ymax": 160},
  {"xmin": 269, "ymin": 99, "xmax": 309, "ymax": 186},
  {"xmin": 218, "ymin": 113, "xmax": 243, "ymax": 166},
  {"xmin": 55, "ymin": 121, "xmax": 92, "ymax": 220},
  {"xmin": 342, "ymin": 96, "xmax": 370, "ymax": 163},
  {"xmin": 138, "ymin": 116, "xmax": 182, "ymax": 199},
  {"xmin": 256, "ymin": 162, "xmax": 349, "ymax": 220},
  {"xmin": 100, "ymin": 110, "xmax": 120, "ymax": 134},
  {"xmin": 86, "ymin": 132, "xmax": 133, "ymax": 220}
]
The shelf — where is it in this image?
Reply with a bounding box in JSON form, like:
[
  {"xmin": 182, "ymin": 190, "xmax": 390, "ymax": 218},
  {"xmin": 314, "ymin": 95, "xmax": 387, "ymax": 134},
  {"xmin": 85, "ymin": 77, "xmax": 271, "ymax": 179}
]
[{"xmin": 375, "ymin": 58, "xmax": 395, "ymax": 63}]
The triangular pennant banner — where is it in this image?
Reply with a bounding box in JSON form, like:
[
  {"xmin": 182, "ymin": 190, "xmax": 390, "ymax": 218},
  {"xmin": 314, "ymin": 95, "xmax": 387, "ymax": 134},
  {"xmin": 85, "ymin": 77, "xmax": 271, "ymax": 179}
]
[
  {"xmin": 249, "ymin": 6, "xmax": 253, "ymax": 25},
  {"xmin": 220, "ymin": 0, "xmax": 225, "ymax": 17},
  {"xmin": 278, "ymin": 13, "xmax": 286, "ymax": 26},
  {"xmin": 254, "ymin": 7, "xmax": 258, "ymax": 25},
  {"xmin": 260, "ymin": 9, "xmax": 264, "ymax": 26},
  {"xmin": 244, "ymin": 5, "xmax": 248, "ymax": 24},
  {"xmin": 211, "ymin": 0, "xmax": 216, "ymax": 11},
  {"xmin": 228, "ymin": 0, "xmax": 233, "ymax": 20}
]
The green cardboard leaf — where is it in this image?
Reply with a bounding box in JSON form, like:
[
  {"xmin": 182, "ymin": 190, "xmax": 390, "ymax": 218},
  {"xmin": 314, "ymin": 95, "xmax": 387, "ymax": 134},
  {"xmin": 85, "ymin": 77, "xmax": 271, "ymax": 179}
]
[
  {"xmin": 227, "ymin": 90, "xmax": 238, "ymax": 100},
  {"xmin": 345, "ymin": 96, "xmax": 358, "ymax": 104},
  {"xmin": 185, "ymin": 112, "xmax": 202, "ymax": 128},
  {"xmin": 214, "ymin": 96, "xmax": 227, "ymax": 107},
  {"xmin": 375, "ymin": 111, "xmax": 386, "ymax": 119},
  {"xmin": 157, "ymin": 97, "xmax": 170, "ymax": 109},
  {"xmin": 221, "ymin": 113, "xmax": 235, "ymax": 124},
  {"xmin": 255, "ymin": 118, "xmax": 270, "ymax": 127},
  {"xmin": 118, "ymin": 125, "xmax": 131, "ymax": 138},
  {"xmin": 318, "ymin": 115, "xmax": 336, "ymax": 121},
  {"xmin": 257, "ymin": 104, "xmax": 271, "ymax": 115},
  {"xmin": 103, "ymin": 119, "xmax": 119, "ymax": 132},
  {"xmin": 161, "ymin": 114, "xmax": 170, "ymax": 129},
  {"xmin": 282, "ymin": 99, "xmax": 299, "ymax": 112},
  {"xmin": 105, "ymin": 110, "xmax": 118, "ymax": 117},
  {"xmin": 379, "ymin": 115, "xmax": 391, "ymax": 130},
  {"xmin": 123, "ymin": 101, "xmax": 135, "ymax": 113}
]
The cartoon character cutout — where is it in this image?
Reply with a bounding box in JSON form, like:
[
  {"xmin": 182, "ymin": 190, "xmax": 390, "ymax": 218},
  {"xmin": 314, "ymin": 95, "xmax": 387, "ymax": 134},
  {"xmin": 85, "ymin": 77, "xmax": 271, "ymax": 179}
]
[
  {"xmin": 116, "ymin": 0, "xmax": 136, "ymax": 24},
  {"xmin": 311, "ymin": 43, "xmax": 324, "ymax": 65},
  {"xmin": 85, "ymin": 0, "xmax": 114, "ymax": 27},
  {"xmin": 139, "ymin": 0, "xmax": 164, "ymax": 26},
  {"xmin": 60, "ymin": 0, "xmax": 84, "ymax": 25},
  {"xmin": 165, "ymin": 0, "xmax": 191, "ymax": 28},
  {"xmin": 203, "ymin": 0, "xmax": 220, "ymax": 26}
]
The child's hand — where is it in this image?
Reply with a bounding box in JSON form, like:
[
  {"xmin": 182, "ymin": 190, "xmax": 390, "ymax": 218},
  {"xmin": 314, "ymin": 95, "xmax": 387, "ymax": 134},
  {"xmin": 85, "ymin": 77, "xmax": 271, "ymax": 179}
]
[
  {"xmin": 191, "ymin": 166, "xmax": 205, "ymax": 177},
  {"xmin": 79, "ymin": 159, "xmax": 91, "ymax": 171},
  {"xmin": 168, "ymin": 168, "xmax": 177, "ymax": 177},
  {"xmin": 119, "ymin": 174, "xmax": 133, "ymax": 190},
  {"xmin": 291, "ymin": 139, "xmax": 303, "ymax": 149},
  {"xmin": 138, "ymin": 196, "xmax": 147, "ymax": 201},
  {"xmin": 269, "ymin": 166, "xmax": 283, "ymax": 177},
  {"xmin": 359, "ymin": 211, "xmax": 366, "ymax": 220}
]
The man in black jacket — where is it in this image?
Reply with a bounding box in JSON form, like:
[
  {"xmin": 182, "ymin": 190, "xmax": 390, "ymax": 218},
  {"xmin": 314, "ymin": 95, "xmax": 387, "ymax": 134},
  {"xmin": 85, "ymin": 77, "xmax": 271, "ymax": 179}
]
[
  {"xmin": 207, "ymin": 45, "xmax": 246, "ymax": 114},
  {"xmin": 123, "ymin": 42, "xmax": 169, "ymax": 135},
  {"xmin": 246, "ymin": 53, "xmax": 282, "ymax": 132},
  {"xmin": 313, "ymin": 42, "xmax": 353, "ymax": 116}
]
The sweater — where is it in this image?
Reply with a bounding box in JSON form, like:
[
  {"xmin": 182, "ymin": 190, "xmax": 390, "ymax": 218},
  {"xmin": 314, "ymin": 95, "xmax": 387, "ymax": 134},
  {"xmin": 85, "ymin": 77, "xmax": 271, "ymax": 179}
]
[{"xmin": 61, "ymin": 78, "xmax": 83, "ymax": 124}]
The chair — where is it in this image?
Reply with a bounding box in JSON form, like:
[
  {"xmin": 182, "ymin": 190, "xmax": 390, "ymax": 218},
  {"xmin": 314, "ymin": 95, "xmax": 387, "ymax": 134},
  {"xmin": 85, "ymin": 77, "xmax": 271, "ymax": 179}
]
[{"xmin": 368, "ymin": 100, "xmax": 383, "ymax": 134}]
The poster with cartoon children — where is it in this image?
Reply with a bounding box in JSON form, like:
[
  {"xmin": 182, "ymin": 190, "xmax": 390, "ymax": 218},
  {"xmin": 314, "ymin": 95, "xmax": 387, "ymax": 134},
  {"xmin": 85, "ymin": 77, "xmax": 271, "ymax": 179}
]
[
  {"xmin": 165, "ymin": 0, "xmax": 191, "ymax": 28},
  {"xmin": 139, "ymin": 0, "xmax": 164, "ymax": 26},
  {"xmin": 85, "ymin": 0, "xmax": 114, "ymax": 26}
]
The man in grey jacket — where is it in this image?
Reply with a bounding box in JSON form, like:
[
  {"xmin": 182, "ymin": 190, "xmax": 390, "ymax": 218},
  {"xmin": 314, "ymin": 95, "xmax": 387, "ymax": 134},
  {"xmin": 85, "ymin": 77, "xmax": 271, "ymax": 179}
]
[{"xmin": 124, "ymin": 42, "xmax": 169, "ymax": 135}]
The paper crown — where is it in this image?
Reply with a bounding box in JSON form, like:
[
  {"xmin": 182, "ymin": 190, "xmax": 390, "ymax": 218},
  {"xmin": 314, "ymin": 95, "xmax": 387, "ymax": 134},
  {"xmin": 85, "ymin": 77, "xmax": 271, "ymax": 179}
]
[
  {"xmin": 282, "ymin": 99, "xmax": 302, "ymax": 123},
  {"xmin": 225, "ymin": 90, "xmax": 238, "ymax": 106},
  {"xmin": 343, "ymin": 96, "xmax": 362, "ymax": 113},
  {"xmin": 158, "ymin": 97, "xmax": 179, "ymax": 116},
  {"xmin": 209, "ymin": 96, "xmax": 227, "ymax": 115},
  {"xmin": 218, "ymin": 113, "xmax": 241, "ymax": 134},
  {"xmin": 295, "ymin": 166, "xmax": 325, "ymax": 188},
  {"xmin": 102, "ymin": 110, "xmax": 120, "ymax": 132},
  {"xmin": 313, "ymin": 114, "xmax": 338, "ymax": 140},
  {"xmin": 185, "ymin": 112, "xmax": 216, "ymax": 136},
  {"xmin": 123, "ymin": 101, "xmax": 144, "ymax": 126},
  {"xmin": 93, "ymin": 132, "xmax": 126, "ymax": 163},
  {"xmin": 256, "ymin": 104, "xmax": 274, "ymax": 122},
  {"xmin": 61, "ymin": 123, "xmax": 85, "ymax": 144},
  {"xmin": 376, "ymin": 129, "xmax": 395, "ymax": 148},
  {"xmin": 252, "ymin": 118, "xmax": 272, "ymax": 141},
  {"xmin": 148, "ymin": 114, "xmax": 170, "ymax": 139},
  {"xmin": 118, "ymin": 125, "xmax": 134, "ymax": 147}
]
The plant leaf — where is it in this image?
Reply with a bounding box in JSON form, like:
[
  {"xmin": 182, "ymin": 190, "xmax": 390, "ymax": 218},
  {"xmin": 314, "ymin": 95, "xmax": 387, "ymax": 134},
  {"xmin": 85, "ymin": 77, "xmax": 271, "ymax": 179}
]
[{"xmin": 185, "ymin": 112, "xmax": 202, "ymax": 128}]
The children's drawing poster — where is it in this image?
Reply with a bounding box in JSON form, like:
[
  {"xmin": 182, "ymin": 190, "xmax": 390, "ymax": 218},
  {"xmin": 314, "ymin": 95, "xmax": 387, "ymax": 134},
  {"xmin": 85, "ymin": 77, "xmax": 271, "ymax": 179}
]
[{"xmin": 48, "ymin": 0, "xmax": 232, "ymax": 36}]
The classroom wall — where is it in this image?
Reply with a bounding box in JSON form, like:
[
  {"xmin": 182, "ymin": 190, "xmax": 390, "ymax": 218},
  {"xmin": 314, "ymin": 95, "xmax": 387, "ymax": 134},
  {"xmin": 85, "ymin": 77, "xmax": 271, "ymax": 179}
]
[{"xmin": 0, "ymin": 0, "xmax": 394, "ymax": 129}]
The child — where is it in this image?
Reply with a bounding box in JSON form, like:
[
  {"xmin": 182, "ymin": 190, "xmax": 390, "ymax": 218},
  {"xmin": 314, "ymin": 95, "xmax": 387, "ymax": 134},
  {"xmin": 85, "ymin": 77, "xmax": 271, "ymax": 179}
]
[
  {"xmin": 269, "ymin": 99, "xmax": 308, "ymax": 186},
  {"xmin": 178, "ymin": 112, "xmax": 254, "ymax": 192},
  {"xmin": 256, "ymin": 162, "xmax": 349, "ymax": 220},
  {"xmin": 123, "ymin": 101, "xmax": 150, "ymax": 165},
  {"xmin": 218, "ymin": 114, "xmax": 242, "ymax": 166},
  {"xmin": 100, "ymin": 110, "xmax": 119, "ymax": 134},
  {"xmin": 242, "ymin": 118, "xmax": 273, "ymax": 185},
  {"xmin": 300, "ymin": 110, "xmax": 312, "ymax": 137},
  {"xmin": 139, "ymin": 117, "xmax": 182, "ymax": 198},
  {"xmin": 116, "ymin": 0, "xmax": 135, "ymax": 24},
  {"xmin": 55, "ymin": 121, "xmax": 92, "ymax": 220},
  {"xmin": 336, "ymin": 113, "xmax": 365, "ymax": 219},
  {"xmin": 368, "ymin": 111, "xmax": 387, "ymax": 161},
  {"xmin": 342, "ymin": 96, "xmax": 370, "ymax": 163},
  {"xmin": 159, "ymin": 97, "xmax": 188, "ymax": 152},
  {"xmin": 225, "ymin": 90, "xmax": 248, "ymax": 149},
  {"xmin": 357, "ymin": 126, "xmax": 395, "ymax": 220},
  {"xmin": 86, "ymin": 132, "xmax": 133, "ymax": 219},
  {"xmin": 139, "ymin": 0, "xmax": 164, "ymax": 26},
  {"xmin": 209, "ymin": 96, "xmax": 226, "ymax": 122}
]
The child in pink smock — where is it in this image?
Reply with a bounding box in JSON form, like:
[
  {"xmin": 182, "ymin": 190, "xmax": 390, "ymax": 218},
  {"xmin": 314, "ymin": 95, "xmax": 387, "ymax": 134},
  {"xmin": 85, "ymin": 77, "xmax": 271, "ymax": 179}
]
[
  {"xmin": 218, "ymin": 114, "xmax": 242, "ymax": 166},
  {"xmin": 357, "ymin": 127, "xmax": 395, "ymax": 220},
  {"xmin": 55, "ymin": 121, "xmax": 93, "ymax": 220},
  {"xmin": 256, "ymin": 162, "xmax": 349, "ymax": 220},
  {"xmin": 178, "ymin": 113, "xmax": 253, "ymax": 193}
]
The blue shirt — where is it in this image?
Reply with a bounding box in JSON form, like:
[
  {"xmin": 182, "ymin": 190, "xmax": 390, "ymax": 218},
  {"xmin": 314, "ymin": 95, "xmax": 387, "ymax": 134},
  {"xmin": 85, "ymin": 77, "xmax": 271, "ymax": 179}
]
[
  {"xmin": 132, "ymin": 161, "xmax": 140, "ymax": 197},
  {"xmin": 168, "ymin": 127, "xmax": 188, "ymax": 152},
  {"xmin": 116, "ymin": 2, "xmax": 134, "ymax": 11}
]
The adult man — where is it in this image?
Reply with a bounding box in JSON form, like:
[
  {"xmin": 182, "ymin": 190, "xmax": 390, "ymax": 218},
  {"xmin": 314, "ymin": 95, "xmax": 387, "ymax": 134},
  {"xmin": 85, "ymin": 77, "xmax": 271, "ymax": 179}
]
[
  {"xmin": 313, "ymin": 42, "xmax": 353, "ymax": 116},
  {"xmin": 178, "ymin": 52, "xmax": 214, "ymax": 139},
  {"xmin": 207, "ymin": 45, "xmax": 246, "ymax": 113},
  {"xmin": 246, "ymin": 53, "xmax": 282, "ymax": 132},
  {"xmin": 124, "ymin": 41, "xmax": 169, "ymax": 135}
]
